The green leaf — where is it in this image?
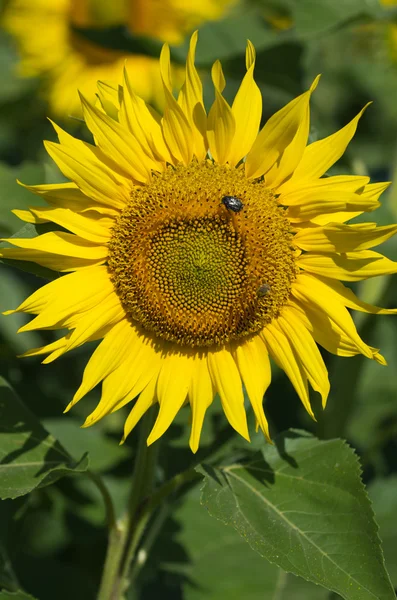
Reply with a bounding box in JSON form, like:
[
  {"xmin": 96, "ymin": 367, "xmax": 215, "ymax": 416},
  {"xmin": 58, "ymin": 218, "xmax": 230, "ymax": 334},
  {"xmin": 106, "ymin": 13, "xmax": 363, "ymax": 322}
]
[
  {"xmin": 172, "ymin": 486, "xmax": 330, "ymax": 600},
  {"xmin": 0, "ymin": 377, "xmax": 89, "ymax": 500},
  {"xmin": 0, "ymin": 592, "xmax": 37, "ymax": 600},
  {"xmin": 198, "ymin": 430, "xmax": 395, "ymax": 600}
]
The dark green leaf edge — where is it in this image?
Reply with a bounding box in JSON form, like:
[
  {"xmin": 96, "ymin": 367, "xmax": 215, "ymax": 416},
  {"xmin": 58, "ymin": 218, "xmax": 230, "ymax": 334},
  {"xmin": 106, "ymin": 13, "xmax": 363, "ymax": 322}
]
[{"xmin": 197, "ymin": 430, "xmax": 395, "ymax": 600}]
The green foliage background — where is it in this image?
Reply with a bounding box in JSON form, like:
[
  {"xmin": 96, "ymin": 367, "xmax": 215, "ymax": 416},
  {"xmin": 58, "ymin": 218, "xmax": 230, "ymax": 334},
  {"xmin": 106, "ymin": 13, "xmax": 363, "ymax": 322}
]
[{"xmin": 1, "ymin": 0, "xmax": 397, "ymax": 598}]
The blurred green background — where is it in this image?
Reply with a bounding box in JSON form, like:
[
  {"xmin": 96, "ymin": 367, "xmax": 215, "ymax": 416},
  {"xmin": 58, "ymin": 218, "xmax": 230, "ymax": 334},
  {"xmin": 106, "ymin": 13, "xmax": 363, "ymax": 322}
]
[{"xmin": 1, "ymin": 0, "xmax": 397, "ymax": 598}]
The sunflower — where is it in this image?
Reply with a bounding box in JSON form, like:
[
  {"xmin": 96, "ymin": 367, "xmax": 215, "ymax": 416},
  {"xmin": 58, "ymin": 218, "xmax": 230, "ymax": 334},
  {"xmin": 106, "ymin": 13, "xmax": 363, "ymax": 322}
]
[
  {"xmin": 2, "ymin": 34, "xmax": 397, "ymax": 452},
  {"xmin": 2, "ymin": 0, "xmax": 233, "ymax": 118}
]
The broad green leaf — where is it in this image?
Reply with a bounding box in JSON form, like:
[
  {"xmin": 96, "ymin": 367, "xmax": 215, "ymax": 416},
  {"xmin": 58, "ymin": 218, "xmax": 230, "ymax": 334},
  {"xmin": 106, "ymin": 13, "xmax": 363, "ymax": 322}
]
[
  {"xmin": 198, "ymin": 430, "xmax": 395, "ymax": 600},
  {"xmin": 0, "ymin": 377, "xmax": 89, "ymax": 500},
  {"xmin": 173, "ymin": 486, "xmax": 330, "ymax": 600},
  {"xmin": 0, "ymin": 592, "xmax": 37, "ymax": 600}
]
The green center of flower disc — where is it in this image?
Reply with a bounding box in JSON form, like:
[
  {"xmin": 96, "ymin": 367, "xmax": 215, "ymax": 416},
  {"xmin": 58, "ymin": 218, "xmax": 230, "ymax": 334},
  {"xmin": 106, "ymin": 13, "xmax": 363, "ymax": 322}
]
[{"xmin": 108, "ymin": 161, "xmax": 297, "ymax": 348}]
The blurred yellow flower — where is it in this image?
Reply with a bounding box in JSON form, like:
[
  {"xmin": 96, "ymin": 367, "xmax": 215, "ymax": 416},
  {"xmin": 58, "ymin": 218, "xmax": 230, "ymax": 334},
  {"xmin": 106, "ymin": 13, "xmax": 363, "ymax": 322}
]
[
  {"xmin": 2, "ymin": 34, "xmax": 397, "ymax": 452},
  {"xmin": 2, "ymin": 0, "xmax": 234, "ymax": 118}
]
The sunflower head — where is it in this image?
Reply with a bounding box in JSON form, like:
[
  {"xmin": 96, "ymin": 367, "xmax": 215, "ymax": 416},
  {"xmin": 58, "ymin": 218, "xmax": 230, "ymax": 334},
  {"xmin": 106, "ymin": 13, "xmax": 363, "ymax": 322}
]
[
  {"xmin": 108, "ymin": 160, "xmax": 297, "ymax": 347},
  {"xmin": 2, "ymin": 32, "xmax": 396, "ymax": 452}
]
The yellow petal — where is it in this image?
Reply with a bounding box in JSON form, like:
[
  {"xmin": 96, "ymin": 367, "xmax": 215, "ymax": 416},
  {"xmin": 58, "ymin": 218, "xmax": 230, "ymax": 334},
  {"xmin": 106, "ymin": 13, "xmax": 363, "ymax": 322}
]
[
  {"xmin": 68, "ymin": 320, "xmax": 139, "ymax": 411},
  {"xmin": 43, "ymin": 324, "xmax": 113, "ymax": 365},
  {"xmin": 261, "ymin": 322, "xmax": 313, "ymax": 418},
  {"xmin": 62, "ymin": 293, "xmax": 124, "ymax": 353},
  {"xmin": 28, "ymin": 207, "xmax": 112, "ymax": 244},
  {"xmin": 207, "ymin": 61, "xmax": 236, "ymax": 165},
  {"xmin": 280, "ymin": 175, "xmax": 369, "ymax": 205},
  {"xmin": 12, "ymin": 209, "xmax": 47, "ymax": 224},
  {"xmin": 159, "ymin": 43, "xmax": 173, "ymax": 93},
  {"xmin": 290, "ymin": 104, "xmax": 370, "ymax": 182},
  {"xmin": 160, "ymin": 44, "xmax": 194, "ymax": 165},
  {"xmin": 297, "ymin": 250, "xmax": 397, "ymax": 281},
  {"xmin": 79, "ymin": 93, "xmax": 156, "ymax": 182},
  {"xmin": 288, "ymin": 195, "xmax": 378, "ymax": 223},
  {"xmin": 265, "ymin": 76, "xmax": 321, "ymax": 187},
  {"xmin": 245, "ymin": 76, "xmax": 319, "ymax": 180},
  {"xmin": 287, "ymin": 299, "xmax": 364, "ymax": 358},
  {"xmin": 147, "ymin": 352, "xmax": 194, "ymax": 445},
  {"xmin": 277, "ymin": 308, "xmax": 330, "ymax": 408},
  {"xmin": 309, "ymin": 275, "xmax": 397, "ymax": 315},
  {"xmin": 309, "ymin": 182, "xmax": 390, "ymax": 226},
  {"xmin": 119, "ymin": 66, "xmax": 172, "ymax": 164},
  {"xmin": 16, "ymin": 268, "xmax": 114, "ymax": 332},
  {"xmin": 177, "ymin": 31, "xmax": 207, "ymax": 161},
  {"xmin": 19, "ymin": 335, "xmax": 69, "ymax": 360},
  {"xmin": 96, "ymin": 81, "xmax": 120, "ymax": 121},
  {"xmin": 18, "ymin": 181, "xmax": 119, "ymax": 215},
  {"xmin": 208, "ymin": 348, "xmax": 250, "ymax": 441},
  {"xmin": 245, "ymin": 39, "xmax": 256, "ymax": 70},
  {"xmin": 122, "ymin": 376, "xmax": 159, "ymax": 442},
  {"xmin": 228, "ymin": 41, "xmax": 262, "ymax": 166},
  {"xmin": 294, "ymin": 222, "xmax": 397, "ymax": 253},
  {"xmin": 235, "ymin": 335, "xmax": 271, "ymax": 440},
  {"xmin": 44, "ymin": 140, "xmax": 129, "ymax": 210},
  {"xmin": 4, "ymin": 266, "xmax": 107, "ymax": 316},
  {"xmin": 86, "ymin": 338, "xmax": 163, "ymax": 426},
  {"xmin": 0, "ymin": 232, "xmax": 107, "ymax": 271},
  {"xmin": 292, "ymin": 274, "xmax": 374, "ymax": 358},
  {"xmin": 188, "ymin": 354, "xmax": 214, "ymax": 453}
]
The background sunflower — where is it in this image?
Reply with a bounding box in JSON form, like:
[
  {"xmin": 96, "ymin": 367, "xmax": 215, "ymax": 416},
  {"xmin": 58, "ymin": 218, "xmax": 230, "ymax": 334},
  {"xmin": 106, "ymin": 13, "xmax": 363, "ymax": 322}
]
[{"xmin": 1, "ymin": 1, "xmax": 397, "ymax": 599}]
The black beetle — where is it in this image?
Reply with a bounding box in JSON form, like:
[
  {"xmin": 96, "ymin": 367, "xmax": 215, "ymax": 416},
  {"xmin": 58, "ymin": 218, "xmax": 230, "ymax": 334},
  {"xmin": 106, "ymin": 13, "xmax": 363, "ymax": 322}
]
[{"xmin": 221, "ymin": 195, "xmax": 244, "ymax": 213}]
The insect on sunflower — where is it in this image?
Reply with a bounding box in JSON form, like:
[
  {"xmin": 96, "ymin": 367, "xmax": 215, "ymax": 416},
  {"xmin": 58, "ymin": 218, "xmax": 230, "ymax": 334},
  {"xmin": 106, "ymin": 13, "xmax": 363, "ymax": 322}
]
[{"xmin": 2, "ymin": 33, "xmax": 397, "ymax": 452}]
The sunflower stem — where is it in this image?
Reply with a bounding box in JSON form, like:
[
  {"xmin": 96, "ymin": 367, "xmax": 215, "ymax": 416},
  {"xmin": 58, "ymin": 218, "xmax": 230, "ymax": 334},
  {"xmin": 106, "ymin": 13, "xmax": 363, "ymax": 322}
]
[
  {"xmin": 96, "ymin": 408, "xmax": 158, "ymax": 600},
  {"xmin": 86, "ymin": 470, "xmax": 117, "ymax": 530}
]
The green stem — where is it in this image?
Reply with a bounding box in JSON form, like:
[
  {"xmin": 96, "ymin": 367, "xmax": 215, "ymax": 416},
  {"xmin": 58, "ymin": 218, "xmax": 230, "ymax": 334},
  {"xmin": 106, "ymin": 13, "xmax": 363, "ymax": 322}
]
[
  {"xmin": 96, "ymin": 519, "xmax": 129, "ymax": 600},
  {"xmin": 96, "ymin": 408, "xmax": 158, "ymax": 600},
  {"xmin": 87, "ymin": 470, "xmax": 116, "ymax": 530},
  {"xmin": 96, "ymin": 409, "xmax": 226, "ymax": 599},
  {"xmin": 128, "ymin": 501, "xmax": 170, "ymax": 583}
]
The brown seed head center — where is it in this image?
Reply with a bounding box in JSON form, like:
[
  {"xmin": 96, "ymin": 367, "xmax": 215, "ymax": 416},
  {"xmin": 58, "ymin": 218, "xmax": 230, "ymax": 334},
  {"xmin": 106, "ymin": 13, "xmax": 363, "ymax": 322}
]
[{"xmin": 108, "ymin": 161, "xmax": 296, "ymax": 347}]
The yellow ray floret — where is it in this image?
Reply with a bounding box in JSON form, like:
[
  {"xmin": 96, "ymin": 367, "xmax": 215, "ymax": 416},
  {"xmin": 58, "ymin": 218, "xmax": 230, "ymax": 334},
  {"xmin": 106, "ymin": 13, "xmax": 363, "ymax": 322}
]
[{"xmin": 1, "ymin": 34, "xmax": 397, "ymax": 452}]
